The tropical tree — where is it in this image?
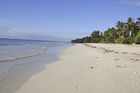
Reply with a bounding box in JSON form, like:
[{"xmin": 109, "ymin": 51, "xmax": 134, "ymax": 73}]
[
  {"xmin": 125, "ymin": 17, "xmax": 135, "ymax": 37},
  {"xmin": 136, "ymin": 18, "xmax": 140, "ymax": 29},
  {"xmin": 83, "ymin": 36, "xmax": 91, "ymax": 43},
  {"xmin": 71, "ymin": 17, "xmax": 140, "ymax": 44},
  {"xmin": 103, "ymin": 27, "xmax": 117, "ymax": 43},
  {"xmin": 91, "ymin": 31, "xmax": 101, "ymax": 43},
  {"xmin": 116, "ymin": 21, "xmax": 125, "ymax": 37}
]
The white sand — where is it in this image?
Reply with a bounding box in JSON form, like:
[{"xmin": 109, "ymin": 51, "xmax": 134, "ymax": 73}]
[{"xmin": 16, "ymin": 44, "xmax": 140, "ymax": 93}]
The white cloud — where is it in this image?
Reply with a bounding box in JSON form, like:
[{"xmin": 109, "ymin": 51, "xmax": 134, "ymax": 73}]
[
  {"xmin": 7, "ymin": 28, "xmax": 30, "ymax": 36},
  {"xmin": 0, "ymin": 24, "xmax": 31, "ymax": 38},
  {"xmin": 135, "ymin": 1, "xmax": 140, "ymax": 6},
  {"xmin": 0, "ymin": 24, "xmax": 68, "ymax": 41},
  {"xmin": 120, "ymin": 0, "xmax": 140, "ymax": 6}
]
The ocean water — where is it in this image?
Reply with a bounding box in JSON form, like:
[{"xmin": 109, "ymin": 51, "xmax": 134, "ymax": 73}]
[
  {"xmin": 0, "ymin": 38, "xmax": 69, "ymax": 62},
  {"xmin": 0, "ymin": 38, "xmax": 71, "ymax": 93}
]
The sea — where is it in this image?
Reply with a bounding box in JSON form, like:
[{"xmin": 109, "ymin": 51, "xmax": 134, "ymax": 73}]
[{"xmin": 0, "ymin": 38, "xmax": 71, "ymax": 93}]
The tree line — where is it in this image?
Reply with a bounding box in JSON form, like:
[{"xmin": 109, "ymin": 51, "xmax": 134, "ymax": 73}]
[{"xmin": 71, "ymin": 17, "xmax": 140, "ymax": 44}]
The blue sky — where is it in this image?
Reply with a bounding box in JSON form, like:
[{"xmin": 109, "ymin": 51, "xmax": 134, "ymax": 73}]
[{"xmin": 0, "ymin": 0, "xmax": 140, "ymax": 41}]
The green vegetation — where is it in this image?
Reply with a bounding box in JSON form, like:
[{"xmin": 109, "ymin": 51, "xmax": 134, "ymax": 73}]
[
  {"xmin": 134, "ymin": 31, "xmax": 140, "ymax": 44},
  {"xmin": 71, "ymin": 17, "xmax": 140, "ymax": 44}
]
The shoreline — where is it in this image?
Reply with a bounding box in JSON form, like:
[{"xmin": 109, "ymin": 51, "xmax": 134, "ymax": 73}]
[
  {"xmin": 16, "ymin": 43, "xmax": 140, "ymax": 93},
  {"xmin": 0, "ymin": 44, "xmax": 70, "ymax": 93}
]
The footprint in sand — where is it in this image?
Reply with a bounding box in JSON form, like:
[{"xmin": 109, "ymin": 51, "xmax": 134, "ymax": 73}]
[
  {"xmin": 122, "ymin": 52, "xmax": 128, "ymax": 54},
  {"xmin": 114, "ymin": 59, "xmax": 119, "ymax": 61},
  {"xmin": 76, "ymin": 86, "xmax": 81, "ymax": 91},
  {"xmin": 90, "ymin": 66, "xmax": 94, "ymax": 69},
  {"xmin": 135, "ymin": 59, "xmax": 139, "ymax": 61},
  {"xmin": 130, "ymin": 59, "xmax": 134, "ymax": 60},
  {"xmin": 131, "ymin": 59, "xmax": 140, "ymax": 63},
  {"xmin": 116, "ymin": 64, "xmax": 127, "ymax": 68},
  {"xmin": 134, "ymin": 71, "xmax": 139, "ymax": 74},
  {"xmin": 95, "ymin": 57, "xmax": 98, "ymax": 59},
  {"xmin": 114, "ymin": 59, "xmax": 120, "ymax": 63},
  {"xmin": 116, "ymin": 65, "xmax": 121, "ymax": 68},
  {"xmin": 114, "ymin": 52, "xmax": 119, "ymax": 53}
]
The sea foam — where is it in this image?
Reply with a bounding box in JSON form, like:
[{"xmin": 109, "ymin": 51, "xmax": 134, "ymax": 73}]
[{"xmin": 0, "ymin": 46, "xmax": 47, "ymax": 62}]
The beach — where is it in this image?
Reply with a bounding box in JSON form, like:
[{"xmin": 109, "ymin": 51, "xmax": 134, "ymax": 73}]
[{"xmin": 15, "ymin": 43, "xmax": 140, "ymax": 93}]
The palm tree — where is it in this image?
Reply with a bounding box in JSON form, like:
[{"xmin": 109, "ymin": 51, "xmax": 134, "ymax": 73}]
[
  {"xmin": 110, "ymin": 27, "xmax": 118, "ymax": 40},
  {"xmin": 116, "ymin": 21, "xmax": 125, "ymax": 38},
  {"xmin": 91, "ymin": 31, "xmax": 101, "ymax": 43},
  {"xmin": 136, "ymin": 18, "xmax": 140, "ymax": 29},
  {"xmin": 71, "ymin": 17, "xmax": 140, "ymax": 44},
  {"xmin": 126, "ymin": 17, "xmax": 134, "ymax": 37}
]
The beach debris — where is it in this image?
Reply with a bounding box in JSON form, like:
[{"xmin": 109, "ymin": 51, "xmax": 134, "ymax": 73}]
[
  {"xmin": 84, "ymin": 44, "xmax": 119, "ymax": 55},
  {"xmin": 102, "ymin": 48, "xmax": 114, "ymax": 53},
  {"xmin": 83, "ymin": 44, "xmax": 97, "ymax": 48}
]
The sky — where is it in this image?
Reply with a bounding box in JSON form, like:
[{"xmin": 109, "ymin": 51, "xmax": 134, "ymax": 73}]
[{"xmin": 0, "ymin": 0, "xmax": 140, "ymax": 41}]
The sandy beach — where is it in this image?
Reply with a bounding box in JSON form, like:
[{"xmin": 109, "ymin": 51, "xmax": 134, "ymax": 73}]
[{"xmin": 16, "ymin": 43, "xmax": 140, "ymax": 93}]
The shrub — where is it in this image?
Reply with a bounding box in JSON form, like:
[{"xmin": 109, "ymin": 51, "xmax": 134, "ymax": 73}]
[
  {"xmin": 116, "ymin": 37, "xmax": 132, "ymax": 44},
  {"xmin": 122, "ymin": 37, "xmax": 132, "ymax": 44},
  {"xmin": 134, "ymin": 31, "xmax": 140, "ymax": 44},
  {"xmin": 90, "ymin": 38, "xmax": 101, "ymax": 43}
]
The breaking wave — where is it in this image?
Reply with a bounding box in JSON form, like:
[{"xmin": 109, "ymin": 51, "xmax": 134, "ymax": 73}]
[{"xmin": 0, "ymin": 46, "xmax": 47, "ymax": 62}]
